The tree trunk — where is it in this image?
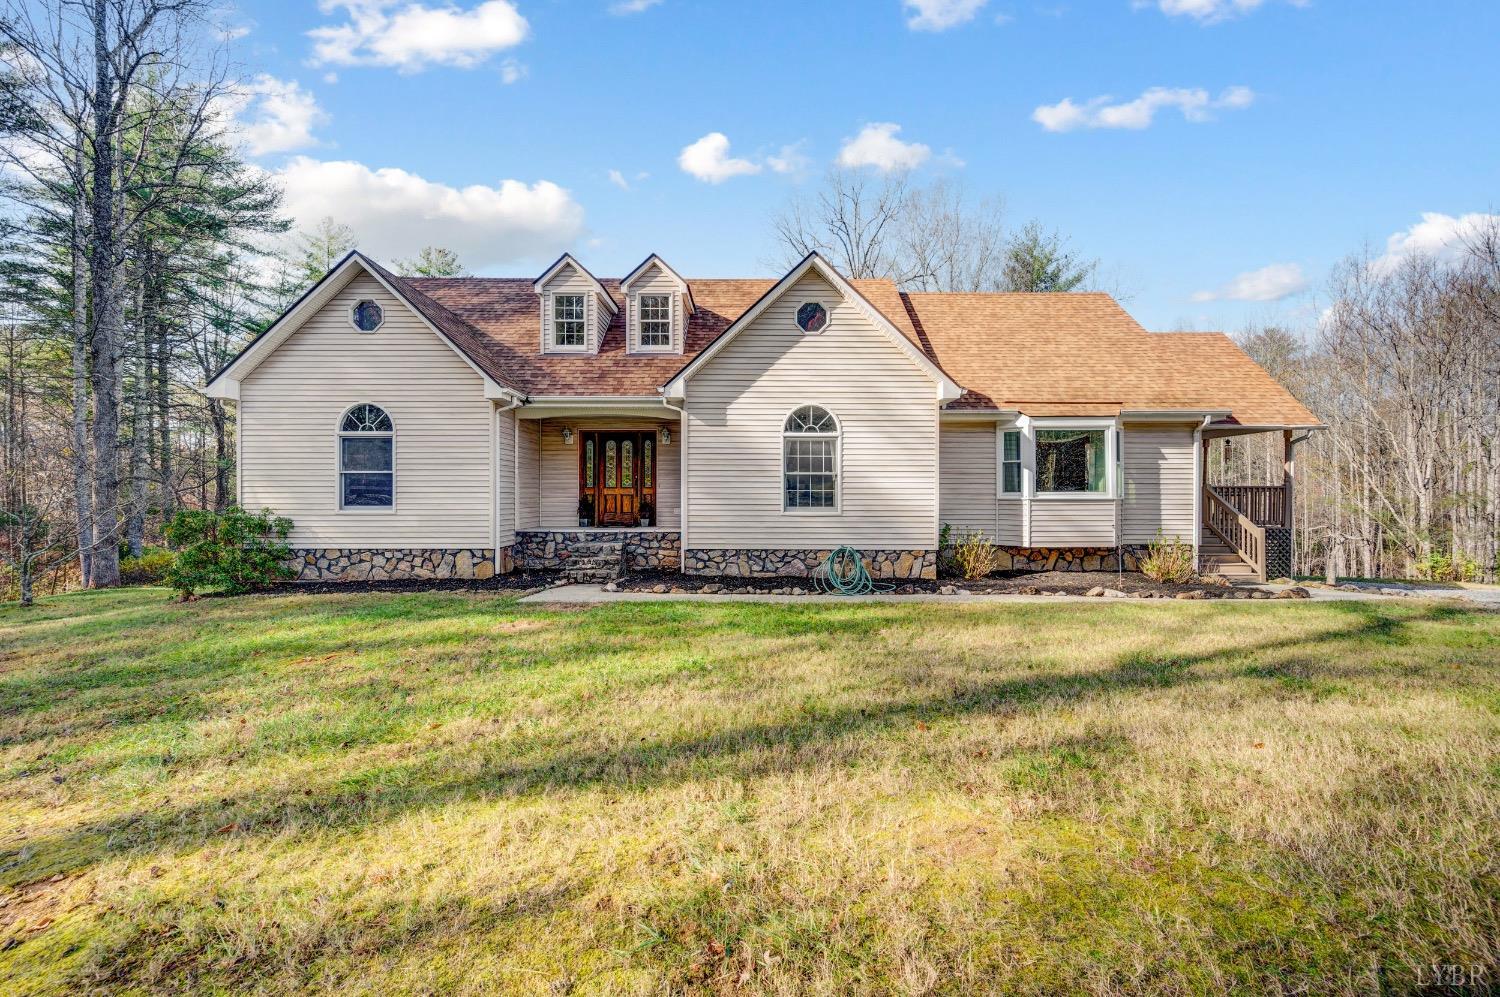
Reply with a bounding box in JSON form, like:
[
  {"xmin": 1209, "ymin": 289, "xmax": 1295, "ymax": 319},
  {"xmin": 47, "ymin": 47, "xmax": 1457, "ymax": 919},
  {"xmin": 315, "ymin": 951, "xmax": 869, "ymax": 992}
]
[
  {"xmin": 71, "ymin": 139, "xmax": 94, "ymax": 586},
  {"xmin": 209, "ymin": 399, "xmax": 230, "ymax": 510},
  {"xmin": 88, "ymin": 0, "xmax": 122, "ymax": 587},
  {"xmin": 155, "ymin": 321, "xmax": 173, "ymax": 525}
]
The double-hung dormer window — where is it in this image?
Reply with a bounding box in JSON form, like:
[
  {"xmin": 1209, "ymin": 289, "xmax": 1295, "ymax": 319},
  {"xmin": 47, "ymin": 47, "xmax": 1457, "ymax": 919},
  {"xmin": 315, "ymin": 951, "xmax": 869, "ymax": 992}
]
[
  {"xmin": 552, "ymin": 293, "xmax": 587, "ymax": 349},
  {"xmin": 638, "ymin": 294, "xmax": 672, "ymax": 349}
]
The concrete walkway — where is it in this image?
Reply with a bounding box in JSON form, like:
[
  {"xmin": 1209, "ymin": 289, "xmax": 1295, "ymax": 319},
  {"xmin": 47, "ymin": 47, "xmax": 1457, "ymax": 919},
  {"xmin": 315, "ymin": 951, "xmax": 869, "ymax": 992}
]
[{"xmin": 517, "ymin": 581, "xmax": 1495, "ymax": 606}]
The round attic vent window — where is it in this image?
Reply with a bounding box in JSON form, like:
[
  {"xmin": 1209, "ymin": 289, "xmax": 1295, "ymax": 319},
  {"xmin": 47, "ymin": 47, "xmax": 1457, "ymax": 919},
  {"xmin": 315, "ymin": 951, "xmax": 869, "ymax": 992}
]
[
  {"xmin": 796, "ymin": 301, "xmax": 828, "ymax": 333},
  {"xmin": 352, "ymin": 299, "xmax": 384, "ymax": 332}
]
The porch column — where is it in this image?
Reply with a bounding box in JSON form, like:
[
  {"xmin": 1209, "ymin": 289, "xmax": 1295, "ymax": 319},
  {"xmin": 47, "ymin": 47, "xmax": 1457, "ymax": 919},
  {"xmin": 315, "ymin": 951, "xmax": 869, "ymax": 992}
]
[{"xmin": 1282, "ymin": 429, "xmax": 1295, "ymax": 529}]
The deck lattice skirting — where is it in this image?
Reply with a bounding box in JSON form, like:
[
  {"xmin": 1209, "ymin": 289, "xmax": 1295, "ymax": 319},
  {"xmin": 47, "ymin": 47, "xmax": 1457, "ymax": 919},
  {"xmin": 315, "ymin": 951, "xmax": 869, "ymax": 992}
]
[
  {"xmin": 516, "ymin": 531, "xmax": 682, "ymax": 571},
  {"xmin": 684, "ymin": 549, "xmax": 937, "ymax": 579},
  {"xmin": 292, "ymin": 547, "xmax": 513, "ymax": 581},
  {"xmin": 1263, "ymin": 528, "xmax": 1293, "ymax": 580}
]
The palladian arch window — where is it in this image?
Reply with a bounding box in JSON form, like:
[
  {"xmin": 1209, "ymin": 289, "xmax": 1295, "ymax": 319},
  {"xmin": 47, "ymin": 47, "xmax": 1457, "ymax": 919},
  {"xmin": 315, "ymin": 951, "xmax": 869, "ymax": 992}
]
[
  {"xmin": 782, "ymin": 405, "xmax": 839, "ymax": 510},
  {"xmin": 339, "ymin": 404, "xmax": 394, "ymax": 508}
]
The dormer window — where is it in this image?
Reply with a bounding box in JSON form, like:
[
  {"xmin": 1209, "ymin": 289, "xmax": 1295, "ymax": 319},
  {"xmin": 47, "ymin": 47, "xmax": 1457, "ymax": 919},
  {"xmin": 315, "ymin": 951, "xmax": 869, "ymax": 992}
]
[
  {"xmin": 552, "ymin": 294, "xmax": 586, "ymax": 349},
  {"xmin": 639, "ymin": 294, "xmax": 672, "ymax": 348}
]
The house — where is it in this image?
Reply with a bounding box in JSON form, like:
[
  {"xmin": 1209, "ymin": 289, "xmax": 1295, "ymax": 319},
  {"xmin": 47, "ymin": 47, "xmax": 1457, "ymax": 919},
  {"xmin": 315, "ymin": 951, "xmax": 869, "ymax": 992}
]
[{"xmin": 202, "ymin": 250, "xmax": 1321, "ymax": 584}]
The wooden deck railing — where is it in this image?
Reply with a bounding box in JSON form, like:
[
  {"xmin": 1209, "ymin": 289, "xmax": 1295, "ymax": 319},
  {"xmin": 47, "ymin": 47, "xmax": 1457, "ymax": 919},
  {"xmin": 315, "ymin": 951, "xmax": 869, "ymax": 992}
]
[
  {"xmin": 1205, "ymin": 486, "xmax": 1268, "ymax": 583},
  {"xmin": 1214, "ymin": 484, "xmax": 1287, "ymax": 527}
]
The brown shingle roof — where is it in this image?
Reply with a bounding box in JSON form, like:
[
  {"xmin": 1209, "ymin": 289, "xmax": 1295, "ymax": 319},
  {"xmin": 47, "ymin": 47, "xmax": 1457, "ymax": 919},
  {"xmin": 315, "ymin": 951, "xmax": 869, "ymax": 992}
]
[{"xmin": 375, "ymin": 264, "xmax": 1317, "ymax": 428}]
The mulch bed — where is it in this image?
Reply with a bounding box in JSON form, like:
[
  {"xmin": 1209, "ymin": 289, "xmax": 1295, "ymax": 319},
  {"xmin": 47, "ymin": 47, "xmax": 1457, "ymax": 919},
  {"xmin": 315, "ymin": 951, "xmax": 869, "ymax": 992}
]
[
  {"xmin": 250, "ymin": 569, "xmax": 562, "ymax": 597},
  {"xmin": 611, "ymin": 568, "xmax": 1292, "ymax": 600}
]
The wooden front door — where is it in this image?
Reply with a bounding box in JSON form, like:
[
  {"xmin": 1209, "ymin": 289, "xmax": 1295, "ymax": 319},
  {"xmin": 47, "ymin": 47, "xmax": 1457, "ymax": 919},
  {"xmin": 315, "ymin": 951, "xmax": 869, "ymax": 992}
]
[{"xmin": 581, "ymin": 431, "xmax": 657, "ymax": 527}]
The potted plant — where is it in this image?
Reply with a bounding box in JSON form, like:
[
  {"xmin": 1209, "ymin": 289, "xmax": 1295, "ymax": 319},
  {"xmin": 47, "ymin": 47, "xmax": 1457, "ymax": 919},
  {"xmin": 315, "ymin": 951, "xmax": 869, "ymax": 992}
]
[
  {"xmin": 577, "ymin": 494, "xmax": 594, "ymax": 528},
  {"xmin": 637, "ymin": 499, "xmax": 654, "ymax": 528}
]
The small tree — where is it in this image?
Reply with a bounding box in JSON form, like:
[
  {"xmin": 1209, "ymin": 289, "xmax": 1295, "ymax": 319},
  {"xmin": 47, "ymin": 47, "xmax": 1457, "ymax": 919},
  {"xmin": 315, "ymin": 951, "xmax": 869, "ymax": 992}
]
[
  {"xmin": 396, "ymin": 246, "xmax": 468, "ymax": 277},
  {"xmin": 163, "ymin": 506, "xmax": 294, "ymax": 597}
]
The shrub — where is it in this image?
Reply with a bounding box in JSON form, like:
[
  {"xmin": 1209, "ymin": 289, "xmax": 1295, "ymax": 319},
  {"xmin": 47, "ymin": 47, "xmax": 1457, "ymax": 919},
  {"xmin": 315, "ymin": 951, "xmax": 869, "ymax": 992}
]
[
  {"xmin": 1414, "ymin": 551, "xmax": 1480, "ymax": 582},
  {"xmin": 951, "ymin": 531, "xmax": 999, "ymax": 580},
  {"xmin": 163, "ymin": 507, "xmax": 294, "ymax": 597},
  {"xmin": 1139, "ymin": 530, "xmax": 1196, "ymax": 583},
  {"xmin": 120, "ymin": 547, "xmax": 174, "ymax": 585}
]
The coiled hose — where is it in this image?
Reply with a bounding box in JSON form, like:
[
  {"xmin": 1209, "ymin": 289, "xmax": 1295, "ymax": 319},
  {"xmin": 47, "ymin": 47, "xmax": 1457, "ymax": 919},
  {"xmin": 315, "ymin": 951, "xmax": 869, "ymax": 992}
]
[{"xmin": 812, "ymin": 545, "xmax": 896, "ymax": 595}]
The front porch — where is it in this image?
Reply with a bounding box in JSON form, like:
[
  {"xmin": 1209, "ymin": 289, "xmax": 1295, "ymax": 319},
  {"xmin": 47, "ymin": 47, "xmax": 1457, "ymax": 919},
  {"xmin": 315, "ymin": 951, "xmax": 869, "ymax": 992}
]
[{"xmin": 1202, "ymin": 428, "xmax": 1303, "ymax": 582}]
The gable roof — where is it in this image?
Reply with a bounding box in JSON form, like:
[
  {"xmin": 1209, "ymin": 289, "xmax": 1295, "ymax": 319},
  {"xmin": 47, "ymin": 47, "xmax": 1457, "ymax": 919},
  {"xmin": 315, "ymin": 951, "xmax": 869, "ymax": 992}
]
[
  {"xmin": 532, "ymin": 253, "xmax": 618, "ymax": 314},
  {"xmin": 206, "ymin": 251, "xmax": 1320, "ymax": 429},
  {"xmin": 620, "ymin": 254, "xmax": 696, "ymax": 314},
  {"xmin": 662, "ymin": 253, "xmax": 962, "ymax": 402},
  {"xmin": 202, "ymin": 251, "xmax": 524, "ymax": 401}
]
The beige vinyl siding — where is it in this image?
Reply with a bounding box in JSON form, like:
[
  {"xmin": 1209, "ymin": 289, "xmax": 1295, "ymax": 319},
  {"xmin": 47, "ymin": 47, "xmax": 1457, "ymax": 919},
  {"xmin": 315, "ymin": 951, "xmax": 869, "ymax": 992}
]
[
  {"xmin": 495, "ymin": 405, "xmax": 516, "ymax": 545},
  {"xmin": 1122, "ymin": 422, "xmax": 1197, "ymax": 543},
  {"xmin": 536, "ymin": 418, "xmax": 681, "ymax": 529},
  {"xmin": 997, "ymin": 498, "xmax": 1023, "ymax": 545},
  {"xmin": 938, "ymin": 423, "xmax": 997, "ymax": 539},
  {"xmin": 238, "ymin": 274, "xmax": 493, "ymax": 548},
  {"xmin": 1030, "ymin": 498, "xmax": 1116, "ymax": 546},
  {"xmin": 686, "ymin": 271, "xmax": 938, "ymax": 549},
  {"xmin": 626, "ymin": 263, "xmax": 685, "ymax": 354},
  {"xmin": 516, "ymin": 420, "xmax": 541, "ymax": 530},
  {"xmin": 539, "ymin": 263, "xmax": 609, "ymax": 353}
]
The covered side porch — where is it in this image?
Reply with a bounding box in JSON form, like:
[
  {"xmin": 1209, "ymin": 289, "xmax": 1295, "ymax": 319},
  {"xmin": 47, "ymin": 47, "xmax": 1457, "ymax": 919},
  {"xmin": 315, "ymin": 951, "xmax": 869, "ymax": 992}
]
[
  {"xmin": 512, "ymin": 401, "xmax": 684, "ymax": 579},
  {"xmin": 1201, "ymin": 426, "xmax": 1309, "ymax": 583}
]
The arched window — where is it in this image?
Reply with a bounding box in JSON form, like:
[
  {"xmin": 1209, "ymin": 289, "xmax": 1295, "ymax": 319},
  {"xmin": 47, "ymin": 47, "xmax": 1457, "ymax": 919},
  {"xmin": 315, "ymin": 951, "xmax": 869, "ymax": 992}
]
[
  {"xmin": 782, "ymin": 405, "xmax": 839, "ymax": 510},
  {"xmin": 339, "ymin": 404, "xmax": 394, "ymax": 508}
]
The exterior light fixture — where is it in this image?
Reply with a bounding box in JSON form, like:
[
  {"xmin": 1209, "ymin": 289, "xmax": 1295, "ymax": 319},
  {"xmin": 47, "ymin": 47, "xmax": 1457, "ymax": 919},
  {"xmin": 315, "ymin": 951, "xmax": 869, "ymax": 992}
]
[
  {"xmin": 660, "ymin": 427, "xmax": 671, "ymax": 445},
  {"xmin": 562, "ymin": 427, "xmax": 574, "ymax": 446}
]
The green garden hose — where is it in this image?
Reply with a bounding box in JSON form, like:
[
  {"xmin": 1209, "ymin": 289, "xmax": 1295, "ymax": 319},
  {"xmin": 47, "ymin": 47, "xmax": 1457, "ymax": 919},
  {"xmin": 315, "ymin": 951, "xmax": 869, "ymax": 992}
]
[{"xmin": 812, "ymin": 545, "xmax": 896, "ymax": 596}]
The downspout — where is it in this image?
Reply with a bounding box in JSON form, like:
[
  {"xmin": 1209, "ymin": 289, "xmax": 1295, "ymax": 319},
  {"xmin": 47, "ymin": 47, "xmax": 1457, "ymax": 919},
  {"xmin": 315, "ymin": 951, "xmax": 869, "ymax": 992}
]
[
  {"xmin": 1191, "ymin": 415, "xmax": 1213, "ymax": 571},
  {"xmin": 660, "ymin": 394, "xmax": 688, "ymax": 572}
]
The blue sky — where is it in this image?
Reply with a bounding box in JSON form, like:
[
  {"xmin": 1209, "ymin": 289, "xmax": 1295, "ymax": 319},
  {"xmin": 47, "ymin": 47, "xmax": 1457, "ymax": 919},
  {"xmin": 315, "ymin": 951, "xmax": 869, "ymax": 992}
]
[{"xmin": 229, "ymin": 0, "xmax": 1499, "ymax": 331}]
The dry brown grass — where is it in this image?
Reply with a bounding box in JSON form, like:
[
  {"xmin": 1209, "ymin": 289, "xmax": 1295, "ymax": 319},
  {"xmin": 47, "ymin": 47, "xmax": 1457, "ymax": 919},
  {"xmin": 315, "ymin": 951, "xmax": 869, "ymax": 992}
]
[{"xmin": 0, "ymin": 588, "xmax": 1497, "ymax": 994}]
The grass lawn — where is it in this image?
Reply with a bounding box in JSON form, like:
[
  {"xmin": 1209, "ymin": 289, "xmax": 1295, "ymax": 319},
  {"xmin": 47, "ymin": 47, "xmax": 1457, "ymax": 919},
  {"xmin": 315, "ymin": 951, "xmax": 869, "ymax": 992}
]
[{"xmin": 2, "ymin": 589, "xmax": 1498, "ymax": 995}]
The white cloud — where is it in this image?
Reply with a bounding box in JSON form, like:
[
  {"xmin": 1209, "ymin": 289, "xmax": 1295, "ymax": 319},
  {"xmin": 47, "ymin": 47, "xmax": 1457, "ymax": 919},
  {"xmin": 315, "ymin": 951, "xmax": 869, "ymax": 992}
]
[
  {"xmin": 275, "ymin": 157, "xmax": 585, "ymax": 267},
  {"xmin": 1191, "ymin": 262, "xmax": 1307, "ymax": 302},
  {"xmin": 836, "ymin": 122, "xmax": 932, "ymax": 172},
  {"xmin": 904, "ymin": 0, "xmax": 988, "ymax": 30},
  {"xmin": 766, "ymin": 142, "xmax": 811, "ymax": 175},
  {"xmin": 1032, "ymin": 85, "xmax": 1253, "ymax": 131},
  {"xmin": 1372, "ymin": 212, "xmax": 1500, "ymax": 274},
  {"xmin": 1137, "ymin": 0, "xmax": 1306, "ymax": 23},
  {"xmin": 609, "ymin": 0, "xmax": 661, "ymax": 12},
  {"xmin": 309, "ymin": 0, "xmax": 529, "ymax": 73},
  {"xmin": 233, "ymin": 75, "xmax": 328, "ymax": 155},
  {"xmin": 607, "ymin": 169, "xmax": 630, "ymax": 190},
  {"xmin": 499, "ymin": 58, "xmax": 526, "ymax": 83},
  {"xmin": 678, "ymin": 132, "xmax": 762, "ymax": 183}
]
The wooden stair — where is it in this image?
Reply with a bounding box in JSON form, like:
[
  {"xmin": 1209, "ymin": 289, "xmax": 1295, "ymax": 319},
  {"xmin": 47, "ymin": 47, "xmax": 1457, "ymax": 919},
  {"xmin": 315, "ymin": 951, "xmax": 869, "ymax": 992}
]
[{"xmin": 1198, "ymin": 537, "xmax": 1259, "ymax": 580}]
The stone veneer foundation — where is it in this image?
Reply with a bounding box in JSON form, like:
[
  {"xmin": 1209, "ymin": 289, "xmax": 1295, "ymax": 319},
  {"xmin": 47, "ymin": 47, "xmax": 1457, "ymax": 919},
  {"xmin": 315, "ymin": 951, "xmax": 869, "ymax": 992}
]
[
  {"xmin": 684, "ymin": 548, "xmax": 937, "ymax": 579},
  {"xmin": 515, "ymin": 530, "xmax": 681, "ymax": 571},
  {"xmin": 292, "ymin": 547, "xmax": 512, "ymax": 581}
]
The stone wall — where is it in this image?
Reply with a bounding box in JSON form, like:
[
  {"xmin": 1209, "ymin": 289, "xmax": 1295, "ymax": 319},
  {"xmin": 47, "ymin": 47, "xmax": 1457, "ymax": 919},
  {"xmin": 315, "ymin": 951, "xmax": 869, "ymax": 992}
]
[
  {"xmin": 684, "ymin": 548, "xmax": 937, "ymax": 580},
  {"xmin": 292, "ymin": 547, "xmax": 511, "ymax": 581},
  {"xmin": 516, "ymin": 531, "xmax": 681, "ymax": 570}
]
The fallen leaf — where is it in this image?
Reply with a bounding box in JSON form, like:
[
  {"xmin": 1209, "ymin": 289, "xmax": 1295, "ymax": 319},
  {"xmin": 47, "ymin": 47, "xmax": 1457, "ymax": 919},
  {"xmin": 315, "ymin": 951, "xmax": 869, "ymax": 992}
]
[
  {"xmin": 216, "ymin": 823, "xmax": 237, "ymax": 834},
  {"xmin": 1253, "ymin": 742, "xmax": 1265, "ymax": 749}
]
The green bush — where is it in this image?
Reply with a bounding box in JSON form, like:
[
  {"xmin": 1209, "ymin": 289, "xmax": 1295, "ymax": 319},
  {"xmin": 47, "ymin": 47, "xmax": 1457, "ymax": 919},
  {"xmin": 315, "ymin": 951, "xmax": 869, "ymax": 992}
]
[
  {"xmin": 120, "ymin": 547, "xmax": 175, "ymax": 586},
  {"xmin": 163, "ymin": 507, "xmax": 295, "ymax": 597},
  {"xmin": 1140, "ymin": 530, "xmax": 1196, "ymax": 583},
  {"xmin": 1414, "ymin": 551, "xmax": 1480, "ymax": 583}
]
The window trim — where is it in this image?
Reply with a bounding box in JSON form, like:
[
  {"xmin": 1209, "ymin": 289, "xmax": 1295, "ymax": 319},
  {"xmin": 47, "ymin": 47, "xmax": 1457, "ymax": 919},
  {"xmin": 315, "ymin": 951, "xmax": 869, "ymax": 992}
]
[
  {"xmin": 634, "ymin": 292, "xmax": 675, "ymax": 353},
  {"xmin": 349, "ymin": 298, "xmax": 385, "ymax": 334},
  {"xmin": 998, "ymin": 427, "xmax": 1024, "ymax": 498},
  {"xmin": 548, "ymin": 292, "xmax": 589, "ymax": 353},
  {"xmin": 794, "ymin": 298, "xmax": 831, "ymax": 335},
  {"xmin": 1030, "ymin": 419, "xmax": 1115, "ymax": 500},
  {"xmin": 336, "ymin": 403, "xmax": 396, "ymax": 513},
  {"xmin": 780, "ymin": 403, "xmax": 842, "ymax": 514}
]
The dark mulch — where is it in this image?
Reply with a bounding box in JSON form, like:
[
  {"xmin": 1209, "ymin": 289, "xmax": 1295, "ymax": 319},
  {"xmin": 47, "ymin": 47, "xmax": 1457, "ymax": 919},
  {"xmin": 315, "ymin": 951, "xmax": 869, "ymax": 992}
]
[
  {"xmin": 614, "ymin": 568, "xmax": 1257, "ymax": 599},
  {"xmin": 249, "ymin": 569, "xmax": 563, "ymax": 597},
  {"xmin": 614, "ymin": 568, "xmax": 941, "ymax": 595},
  {"xmin": 958, "ymin": 570, "xmax": 1242, "ymax": 599}
]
